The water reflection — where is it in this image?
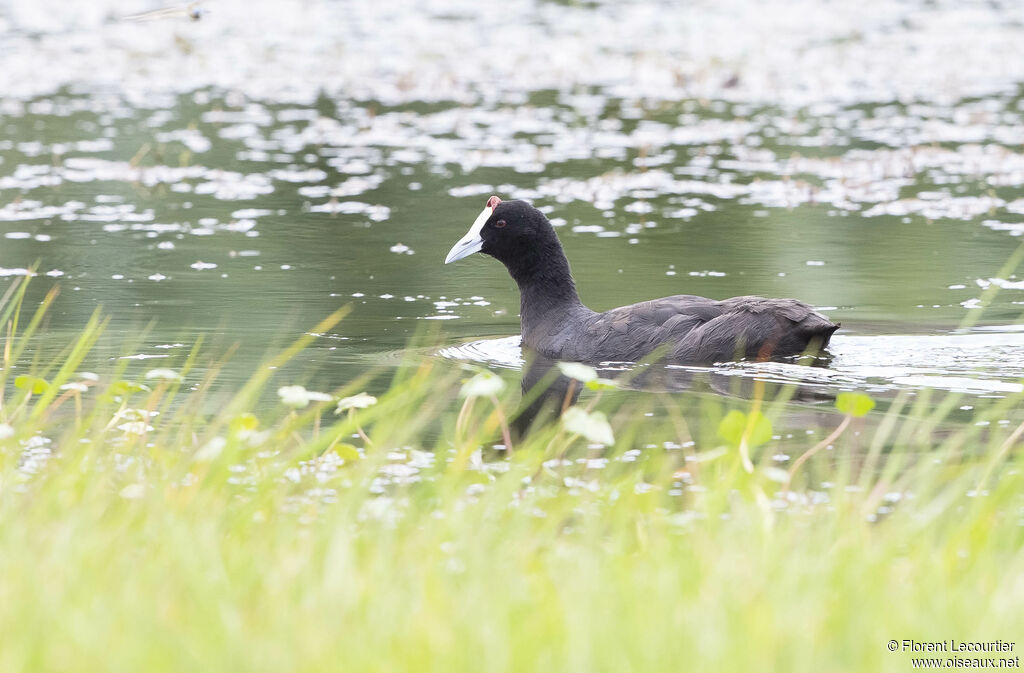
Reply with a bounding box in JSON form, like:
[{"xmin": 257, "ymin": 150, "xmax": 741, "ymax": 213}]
[
  {"xmin": 510, "ymin": 346, "xmax": 837, "ymax": 439},
  {"xmin": 444, "ymin": 327, "xmax": 1024, "ymax": 435},
  {"xmin": 512, "ymin": 352, "xmax": 582, "ymax": 440}
]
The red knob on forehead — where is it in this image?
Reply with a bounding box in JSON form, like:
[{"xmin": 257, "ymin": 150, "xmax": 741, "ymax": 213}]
[{"xmin": 486, "ymin": 195, "xmax": 502, "ymax": 209}]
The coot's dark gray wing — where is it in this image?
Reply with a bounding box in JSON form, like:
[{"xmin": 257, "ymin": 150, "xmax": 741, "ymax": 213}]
[
  {"xmin": 569, "ymin": 295, "xmax": 724, "ymax": 361},
  {"xmin": 671, "ymin": 296, "xmax": 837, "ymax": 363},
  {"xmin": 572, "ymin": 294, "xmax": 836, "ymax": 363}
]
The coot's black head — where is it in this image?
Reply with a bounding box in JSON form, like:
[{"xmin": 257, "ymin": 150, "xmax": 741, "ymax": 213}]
[{"xmin": 444, "ymin": 196, "xmax": 561, "ymax": 270}]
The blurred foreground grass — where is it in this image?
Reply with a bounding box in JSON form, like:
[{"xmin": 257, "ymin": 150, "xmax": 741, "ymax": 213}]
[{"xmin": 0, "ymin": 277, "xmax": 1022, "ymax": 672}]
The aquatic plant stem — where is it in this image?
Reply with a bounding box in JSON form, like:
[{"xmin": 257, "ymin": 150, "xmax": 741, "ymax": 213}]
[
  {"xmin": 348, "ymin": 408, "xmax": 373, "ymax": 447},
  {"xmin": 739, "ymin": 378, "xmax": 766, "ymax": 473},
  {"xmin": 561, "ymin": 380, "xmax": 579, "ymax": 415},
  {"xmin": 786, "ymin": 414, "xmax": 852, "ymax": 491},
  {"xmin": 455, "ymin": 396, "xmax": 475, "ymax": 445},
  {"xmin": 489, "ymin": 395, "xmax": 513, "ymax": 451}
]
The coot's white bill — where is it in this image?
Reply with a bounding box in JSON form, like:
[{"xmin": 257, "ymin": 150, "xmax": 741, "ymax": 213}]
[{"xmin": 444, "ymin": 205, "xmax": 492, "ymax": 264}]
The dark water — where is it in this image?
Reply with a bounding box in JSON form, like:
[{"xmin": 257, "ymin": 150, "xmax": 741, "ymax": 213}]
[{"xmin": 2, "ymin": 0, "xmax": 1024, "ymax": 401}]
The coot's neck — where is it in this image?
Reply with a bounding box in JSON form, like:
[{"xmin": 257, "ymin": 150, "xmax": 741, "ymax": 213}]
[{"xmin": 498, "ymin": 237, "xmax": 593, "ymax": 343}]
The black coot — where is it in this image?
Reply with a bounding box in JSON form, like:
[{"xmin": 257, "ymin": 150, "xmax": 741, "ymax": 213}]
[{"xmin": 445, "ymin": 196, "xmax": 838, "ymax": 364}]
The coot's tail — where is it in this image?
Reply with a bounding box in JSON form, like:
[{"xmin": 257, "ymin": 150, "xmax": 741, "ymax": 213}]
[
  {"xmin": 818, "ymin": 321, "xmax": 840, "ymax": 348},
  {"xmin": 798, "ymin": 319, "xmax": 840, "ymax": 356},
  {"xmin": 770, "ymin": 316, "xmax": 838, "ymax": 360}
]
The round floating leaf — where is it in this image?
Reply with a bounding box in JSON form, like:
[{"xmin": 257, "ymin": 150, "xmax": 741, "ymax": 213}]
[
  {"xmin": 108, "ymin": 380, "xmax": 151, "ymax": 397},
  {"xmin": 562, "ymin": 407, "xmax": 615, "ymax": 446},
  {"xmin": 557, "ymin": 361, "xmax": 598, "ymax": 383},
  {"xmin": 14, "ymin": 376, "xmax": 49, "ymax": 394},
  {"xmin": 835, "ymin": 392, "xmax": 875, "ymax": 417},
  {"xmin": 459, "ymin": 371, "xmax": 505, "ymax": 398},
  {"xmin": 717, "ymin": 409, "xmax": 773, "ymax": 449},
  {"xmin": 585, "ymin": 377, "xmax": 618, "ymax": 391},
  {"xmin": 230, "ymin": 413, "xmax": 260, "ymax": 433},
  {"xmin": 336, "ymin": 392, "xmax": 378, "ymax": 412},
  {"xmin": 333, "ymin": 443, "xmax": 361, "ymax": 462},
  {"xmin": 717, "ymin": 410, "xmax": 746, "ymax": 447}
]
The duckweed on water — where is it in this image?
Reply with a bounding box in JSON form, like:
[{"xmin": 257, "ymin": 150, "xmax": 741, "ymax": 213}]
[
  {"xmin": 3, "ymin": 1, "xmax": 1024, "ymax": 665},
  {"xmin": 3, "ymin": 0, "xmax": 1024, "ymax": 388},
  {"xmin": 0, "ymin": 276, "xmax": 1022, "ymax": 671}
]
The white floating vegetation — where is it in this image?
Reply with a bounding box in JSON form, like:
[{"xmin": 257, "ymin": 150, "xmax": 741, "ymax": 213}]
[
  {"xmin": 194, "ymin": 437, "xmax": 226, "ymax": 462},
  {"xmin": 336, "ymin": 392, "xmax": 378, "ymax": 412},
  {"xmin": 976, "ymin": 277, "xmax": 1024, "ymax": 290},
  {"xmin": 556, "ymin": 361, "xmax": 598, "ymax": 383},
  {"xmin": 144, "ymin": 369, "xmax": 182, "ymax": 381},
  {"xmin": 117, "ymin": 422, "xmax": 153, "ymax": 435},
  {"xmin": 448, "ymin": 184, "xmax": 495, "ymax": 198},
  {"xmin": 309, "ymin": 200, "xmax": 390, "ymax": 222},
  {"xmin": 562, "ymin": 407, "xmax": 615, "ymax": 447},
  {"xmin": 277, "ymin": 385, "xmax": 333, "ymax": 409},
  {"xmin": 459, "ymin": 371, "xmax": 505, "ymax": 398}
]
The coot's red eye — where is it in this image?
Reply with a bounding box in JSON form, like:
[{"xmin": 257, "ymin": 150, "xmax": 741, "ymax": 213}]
[{"xmin": 495, "ymin": 220, "xmax": 507, "ymax": 228}]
